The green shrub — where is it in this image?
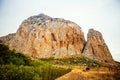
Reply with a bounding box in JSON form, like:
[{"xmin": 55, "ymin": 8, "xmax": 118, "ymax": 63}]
[
  {"xmin": 8, "ymin": 57, "xmax": 25, "ymax": 65},
  {"xmin": 40, "ymin": 55, "xmax": 101, "ymax": 67},
  {"xmin": 0, "ymin": 63, "xmax": 71, "ymax": 80},
  {"xmin": 31, "ymin": 60, "xmax": 46, "ymax": 66},
  {"xmin": 0, "ymin": 44, "xmax": 31, "ymax": 65}
]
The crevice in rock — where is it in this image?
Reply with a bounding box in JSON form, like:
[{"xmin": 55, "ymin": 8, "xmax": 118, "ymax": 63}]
[
  {"xmin": 82, "ymin": 41, "xmax": 87, "ymax": 53},
  {"xmin": 51, "ymin": 33, "xmax": 56, "ymax": 41},
  {"xmin": 90, "ymin": 43, "xmax": 95, "ymax": 55}
]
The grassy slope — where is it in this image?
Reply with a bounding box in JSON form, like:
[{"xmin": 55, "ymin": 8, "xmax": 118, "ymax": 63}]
[{"xmin": 40, "ymin": 55, "xmax": 120, "ymax": 80}]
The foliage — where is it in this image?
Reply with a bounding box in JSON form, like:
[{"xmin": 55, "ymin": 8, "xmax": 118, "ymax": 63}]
[
  {"xmin": 0, "ymin": 63, "xmax": 71, "ymax": 80},
  {"xmin": 31, "ymin": 59, "xmax": 46, "ymax": 67},
  {"xmin": 0, "ymin": 44, "xmax": 71, "ymax": 80},
  {"xmin": 40, "ymin": 55, "xmax": 101, "ymax": 67},
  {"xmin": 0, "ymin": 44, "xmax": 31, "ymax": 65}
]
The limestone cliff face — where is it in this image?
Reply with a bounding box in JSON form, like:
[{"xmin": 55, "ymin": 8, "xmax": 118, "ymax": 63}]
[
  {"xmin": 0, "ymin": 14, "xmax": 114, "ymax": 63},
  {"xmin": 7, "ymin": 14, "xmax": 85, "ymax": 58},
  {"xmin": 83, "ymin": 29, "xmax": 114, "ymax": 63}
]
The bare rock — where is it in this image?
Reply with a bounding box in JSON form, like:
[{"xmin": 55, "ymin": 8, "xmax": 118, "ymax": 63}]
[
  {"xmin": 0, "ymin": 33, "xmax": 15, "ymax": 44},
  {"xmin": 83, "ymin": 29, "xmax": 114, "ymax": 63},
  {"xmin": 8, "ymin": 14, "xmax": 85, "ymax": 58},
  {"xmin": 0, "ymin": 14, "xmax": 114, "ymax": 64}
]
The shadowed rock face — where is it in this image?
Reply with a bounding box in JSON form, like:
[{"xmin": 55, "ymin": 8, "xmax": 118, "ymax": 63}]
[
  {"xmin": 3, "ymin": 14, "xmax": 85, "ymax": 58},
  {"xmin": 83, "ymin": 29, "xmax": 114, "ymax": 63}
]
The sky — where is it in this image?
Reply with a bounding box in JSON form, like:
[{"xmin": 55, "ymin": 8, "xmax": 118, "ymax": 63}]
[{"xmin": 0, "ymin": 0, "xmax": 120, "ymax": 62}]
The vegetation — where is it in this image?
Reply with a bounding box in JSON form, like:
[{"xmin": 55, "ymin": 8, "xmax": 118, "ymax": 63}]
[
  {"xmin": 0, "ymin": 62, "xmax": 71, "ymax": 80},
  {"xmin": 40, "ymin": 55, "xmax": 101, "ymax": 67},
  {"xmin": 0, "ymin": 44, "xmax": 71, "ymax": 80},
  {"xmin": 0, "ymin": 44, "xmax": 120, "ymax": 80},
  {"xmin": 0, "ymin": 44, "xmax": 31, "ymax": 65},
  {"xmin": 40, "ymin": 55, "xmax": 120, "ymax": 80}
]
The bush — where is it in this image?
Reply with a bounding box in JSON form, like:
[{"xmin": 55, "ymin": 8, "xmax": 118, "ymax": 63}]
[
  {"xmin": 0, "ymin": 44, "xmax": 71, "ymax": 80},
  {"xmin": 31, "ymin": 60, "xmax": 45, "ymax": 67},
  {"xmin": 0, "ymin": 44, "xmax": 31, "ymax": 65},
  {"xmin": 0, "ymin": 63, "xmax": 71, "ymax": 80}
]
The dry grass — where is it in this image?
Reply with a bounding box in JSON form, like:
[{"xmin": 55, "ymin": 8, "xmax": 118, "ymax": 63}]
[
  {"xmin": 55, "ymin": 65, "xmax": 120, "ymax": 80},
  {"xmin": 40, "ymin": 54, "xmax": 120, "ymax": 80}
]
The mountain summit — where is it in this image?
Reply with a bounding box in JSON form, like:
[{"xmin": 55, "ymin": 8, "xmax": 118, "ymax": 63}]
[
  {"xmin": 3, "ymin": 14, "xmax": 86, "ymax": 58},
  {"xmin": 0, "ymin": 13, "xmax": 114, "ymax": 63}
]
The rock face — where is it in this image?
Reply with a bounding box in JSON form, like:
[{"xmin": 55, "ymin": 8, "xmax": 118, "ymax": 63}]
[
  {"xmin": 0, "ymin": 14, "xmax": 114, "ymax": 63},
  {"xmin": 83, "ymin": 29, "xmax": 114, "ymax": 63},
  {"xmin": 5, "ymin": 14, "xmax": 85, "ymax": 58},
  {"xmin": 0, "ymin": 33, "xmax": 15, "ymax": 44}
]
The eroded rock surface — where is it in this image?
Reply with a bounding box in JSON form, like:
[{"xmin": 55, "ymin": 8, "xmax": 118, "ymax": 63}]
[
  {"xmin": 83, "ymin": 29, "xmax": 114, "ymax": 63},
  {"xmin": 5, "ymin": 14, "xmax": 85, "ymax": 58},
  {"xmin": 0, "ymin": 33, "xmax": 15, "ymax": 44},
  {"xmin": 0, "ymin": 14, "xmax": 114, "ymax": 64}
]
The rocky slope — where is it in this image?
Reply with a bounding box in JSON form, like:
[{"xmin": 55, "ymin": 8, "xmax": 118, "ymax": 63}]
[
  {"xmin": 0, "ymin": 13, "xmax": 114, "ymax": 63},
  {"xmin": 0, "ymin": 33, "xmax": 15, "ymax": 44}
]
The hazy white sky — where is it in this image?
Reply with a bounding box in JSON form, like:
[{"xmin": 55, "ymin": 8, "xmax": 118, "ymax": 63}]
[{"xmin": 0, "ymin": 0, "xmax": 120, "ymax": 61}]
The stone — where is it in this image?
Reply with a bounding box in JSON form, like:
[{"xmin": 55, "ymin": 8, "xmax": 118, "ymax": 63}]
[
  {"xmin": 0, "ymin": 14, "xmax": 115, "ymax": 64},
  {"xmin": 3, "ymin": 14, "xmax": 85, "ymax": 59},
  {"xmin": 0, "ymin": 33, "xmax": 15, "ymax": 44},
  {"xmin": 83, "ymin": 29, "xmax": 114, "ymax": 63}
]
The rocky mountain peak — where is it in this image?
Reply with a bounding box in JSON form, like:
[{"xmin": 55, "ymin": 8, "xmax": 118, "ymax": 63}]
[
  {"xmin": 83, "ymin": 29, "xmax": 114, "ymax": 63},
  {"xmin": 0, "ymin": 14, "xmax": 114, "ymax": 64},
  {"xmin": 21, "ymin": 13, "xmax": 80, "ymax": 29},
  {"xmin": 38, "ymin": 13, "xmax": 51, "ymax": 19},
  {"xmin": 87, "ymin": 28, "xmax": 102, "ymax": 40},
  {"xmin": 5, "ymin": 14, "xmax": 85, "ymax": 58}
]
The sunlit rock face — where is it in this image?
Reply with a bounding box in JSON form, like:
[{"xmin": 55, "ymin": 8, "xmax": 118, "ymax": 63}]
[
  {"xmin": 0, "ymin": 14, "xmax": 114, "ymax": 64},
  {"xmin": 83, "ymin": 29, "xmax": 114, "ymax": 63},
  {"xmin": 6, "ymin": 14, "xmax": 85, "ymax": 58}
]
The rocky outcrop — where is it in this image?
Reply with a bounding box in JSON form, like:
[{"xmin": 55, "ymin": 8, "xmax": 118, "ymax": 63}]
[
  {"xmin": 5, "ymin": 14, "xmax": 85, "ymax": 58},
  {"xmin": 0, "ymin": 33, "xmax": 15, "ymax": 44},
  {"xmin": 83, "ymin": 29, "xmax": 114, "ymax": 63}
]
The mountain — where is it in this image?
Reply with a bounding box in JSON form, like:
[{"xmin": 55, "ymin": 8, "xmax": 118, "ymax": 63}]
[
  {"xmin": 0, "ymin": 13, "xmax": 114, "ymax": 64},
  {"xmin": 83, "ymin": 29, "xmax": 114, "ymax": 63}
]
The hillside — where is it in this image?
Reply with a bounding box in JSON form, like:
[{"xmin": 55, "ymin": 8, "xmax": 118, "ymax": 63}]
[
  {"xmin": 0, "ymin": 43, "xmax": 120, "ymax": 80},
  {"xmin": 40, "ymin": 55, "xmax": 120, "ymax": 80}
]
